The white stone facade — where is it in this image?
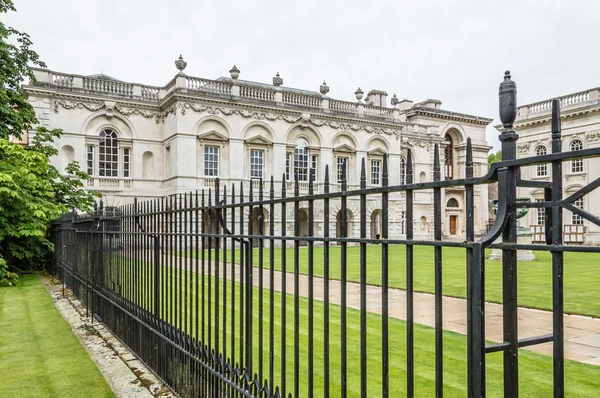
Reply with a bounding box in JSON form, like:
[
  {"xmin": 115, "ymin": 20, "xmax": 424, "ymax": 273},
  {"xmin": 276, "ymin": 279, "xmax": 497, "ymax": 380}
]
[
  {"xmin": 504, "ymin": 88, "xmax": 600, "ymax": 245},
  {"xmin": 24, "ymin": 59, "xmax": 492, "ymax": 242}
]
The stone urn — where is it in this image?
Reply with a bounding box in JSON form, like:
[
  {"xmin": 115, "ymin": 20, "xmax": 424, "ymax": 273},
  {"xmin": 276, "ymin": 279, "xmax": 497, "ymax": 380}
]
[{"xmin": 229, "ymin": 65, "xmax": 240, "ymax": 80}]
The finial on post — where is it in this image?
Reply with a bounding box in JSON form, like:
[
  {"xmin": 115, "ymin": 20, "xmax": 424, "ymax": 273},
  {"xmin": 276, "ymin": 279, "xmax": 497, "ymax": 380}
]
[
  {"xmin": 499, "ymin": 70, "xmax": 517, "ymax": 130},
  {"xmin": 273, "ymin": 72, "xmax": 283, "ymax": 87},
  {"xmin": 551, "ymin": 99, "xmax": 561, "ymax": 140}
]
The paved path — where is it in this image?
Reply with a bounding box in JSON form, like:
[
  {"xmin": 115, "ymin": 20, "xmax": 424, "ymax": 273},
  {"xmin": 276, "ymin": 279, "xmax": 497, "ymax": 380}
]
[{"xmin": 184, "ymin": 258, "xmax": 600, "ymax": 366}]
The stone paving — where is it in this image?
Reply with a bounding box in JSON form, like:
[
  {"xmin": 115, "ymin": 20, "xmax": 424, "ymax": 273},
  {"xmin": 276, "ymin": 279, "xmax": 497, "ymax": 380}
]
[{"xmin": 195, "ymin": 260, "xmax": 600, "ymax": 366}]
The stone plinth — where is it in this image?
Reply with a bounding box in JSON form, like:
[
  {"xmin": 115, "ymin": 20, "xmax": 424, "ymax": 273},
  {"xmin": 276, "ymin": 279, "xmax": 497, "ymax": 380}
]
[{"xmin": 488, "ymin": 228, "xmax": 536, "ymax": 261}]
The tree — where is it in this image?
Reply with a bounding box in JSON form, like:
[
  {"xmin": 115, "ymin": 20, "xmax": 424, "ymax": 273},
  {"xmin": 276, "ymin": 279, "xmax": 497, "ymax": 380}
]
[
  {"xmin": 0, "ymin": 0, "xmax": 98, "ymax": 285},
  {"xmin": 488, "ymin": 150, "xmax": 502, "ymax": 168}
]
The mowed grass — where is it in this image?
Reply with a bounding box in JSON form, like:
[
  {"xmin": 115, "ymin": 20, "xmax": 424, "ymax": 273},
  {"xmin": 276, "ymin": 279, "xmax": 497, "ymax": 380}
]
[
  {"xmin": 181, "ymin": 245, "xmax": 600, "ymax": 318},
  {"xmin": 0, "ymin": 274, "xmax": 114, "ymax": 398},
  {"xmin": 102, "ymin": 255, "xmax": 600, "ymax": 397}
]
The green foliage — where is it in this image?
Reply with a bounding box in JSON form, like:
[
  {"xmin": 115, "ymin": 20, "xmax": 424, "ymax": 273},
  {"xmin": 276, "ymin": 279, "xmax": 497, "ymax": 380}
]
[
  {"xmin": 488, "ymin": 150, "xmax": 502, "ymax": 168},
  {"xmin": 0, "ymin": 1, "xmax": 99, "ymax": 280},
  {"xmin": 0, "ymin": 0, "xmax": 45, "ymax": 141}
]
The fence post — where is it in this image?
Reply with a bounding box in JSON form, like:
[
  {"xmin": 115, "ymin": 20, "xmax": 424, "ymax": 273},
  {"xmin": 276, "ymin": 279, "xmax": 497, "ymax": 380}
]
[{"xmin": 498, "ymin": 70, "xmax": 519, "ymax": 398}]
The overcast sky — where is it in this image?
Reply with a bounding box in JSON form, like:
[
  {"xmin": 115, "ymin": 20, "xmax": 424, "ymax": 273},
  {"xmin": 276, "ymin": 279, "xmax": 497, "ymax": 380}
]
[{"xmin": 6, "ymin": 0, "xmax": 600, "ymax": 150}]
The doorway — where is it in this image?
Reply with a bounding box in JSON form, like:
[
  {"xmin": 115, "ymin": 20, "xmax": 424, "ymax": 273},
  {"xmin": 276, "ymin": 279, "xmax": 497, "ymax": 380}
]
[{"xmin": 449, "ymin": 215, "xmax": 457, "ymax": 235}]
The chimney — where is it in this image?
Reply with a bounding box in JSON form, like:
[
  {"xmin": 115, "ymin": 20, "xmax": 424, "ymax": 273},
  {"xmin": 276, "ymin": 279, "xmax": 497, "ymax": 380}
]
[{"xmin": 366, "ymin": 89, "xmax": 388, "ymax": 107}]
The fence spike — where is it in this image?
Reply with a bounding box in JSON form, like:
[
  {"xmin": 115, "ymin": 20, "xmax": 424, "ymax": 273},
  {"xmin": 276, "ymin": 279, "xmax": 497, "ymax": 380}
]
[
  {"xmin": 281, "ymin": 173, "xmax": 286, "ymax": 196},
  {"xmin": 309, "ymin": 167, "xmax": 314, "ymax": 195}
]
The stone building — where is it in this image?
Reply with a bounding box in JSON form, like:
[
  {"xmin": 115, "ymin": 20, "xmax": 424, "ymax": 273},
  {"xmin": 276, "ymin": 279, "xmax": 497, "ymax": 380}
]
[
  {"xmin": 505, "ymin": 87, "xmax": 600, "ymax": 244},
  {"xmin": 24, "ymin": 56, "xmax": 492, "ymax": 242}
]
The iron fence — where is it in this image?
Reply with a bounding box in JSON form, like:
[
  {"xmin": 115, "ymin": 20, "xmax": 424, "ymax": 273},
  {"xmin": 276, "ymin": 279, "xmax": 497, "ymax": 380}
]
[{"xmin": 49, "ymin": 72, "xmax": 600, "ymax": 397}]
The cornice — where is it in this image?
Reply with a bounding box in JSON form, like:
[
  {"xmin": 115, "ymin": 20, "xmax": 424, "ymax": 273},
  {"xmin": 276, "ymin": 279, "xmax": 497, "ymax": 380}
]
[
  {"xmin": 37, "ymin": 86, "xmax": 440, "ymax": 138},
  {"xmin": 407, "ymin": 106, "xmax": 493, "ymax": 126}
]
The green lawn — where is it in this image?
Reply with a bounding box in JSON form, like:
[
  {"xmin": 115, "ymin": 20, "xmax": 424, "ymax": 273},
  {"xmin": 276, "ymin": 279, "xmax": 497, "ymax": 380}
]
[
  {"xmin": 182, "ymin": 245, "xmax": 600, "ymax": 318},
  {"xmin": 0, "ymin": 274, "xmax": 114, "ymax": 398},
  {"xmin": 101, "ymin": 255, "xmax": 600, "ymax": 397}
]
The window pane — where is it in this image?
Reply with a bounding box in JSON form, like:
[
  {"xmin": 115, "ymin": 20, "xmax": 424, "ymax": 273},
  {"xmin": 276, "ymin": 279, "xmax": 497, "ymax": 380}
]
[
  {"xmin": 86, "ymin": 145, "xmax": 94, "ymax": 176},
  {"xmin": 123, "ymin": 148, "xmax": 130, "ymax": 178},
  {"xmin": 371, "ymin": 159, "xmax": 380, "ymax": 185},
  {"xmin": 572, "ymin": 198, "xmax": 584, "ymax": 225},
  {"xmin": 250, "ymin": 149, "xmax": 263, "ymax": 179},
  {"xmin": 294, "ymin": 144, "xmax": 309, "ymax": 182},
  {"xmin": 337, "ymin": 157, "xmax": 347, "ymax": 183},
  {"xmin": 204, "ymin": 145, "xmax": 219, "ymax": 176},
  {"xmin": 98, "ymin": 129, "xmax": 118, "ymax": 178}
]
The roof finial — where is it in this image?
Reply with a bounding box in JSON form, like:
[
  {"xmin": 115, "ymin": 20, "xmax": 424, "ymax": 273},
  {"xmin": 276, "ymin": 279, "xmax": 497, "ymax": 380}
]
[
  {"xmin": 230, "ymin": 65, "xmax": 240, "ymax": 80},
  {"xmin": 175, "ymin": 54, "xmax": 187, "ymax": 73}
]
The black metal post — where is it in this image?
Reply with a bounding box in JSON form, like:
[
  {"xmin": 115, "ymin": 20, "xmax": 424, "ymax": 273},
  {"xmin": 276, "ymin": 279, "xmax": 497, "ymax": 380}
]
[{"xmin": 499, "ymin": 70, "xmax": 519, "ymax": 398}]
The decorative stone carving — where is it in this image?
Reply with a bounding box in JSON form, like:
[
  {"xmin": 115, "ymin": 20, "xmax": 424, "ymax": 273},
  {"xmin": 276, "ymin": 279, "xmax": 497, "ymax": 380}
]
[
  {"xmin": 391, "ymin": 93, "xmax": 399, "ymax": 106},
  {"xmin": 54, "ymin": 100, "xmax": 164, "ymax": 123},
  {"xmin": 517, "ymin": 142, "xmax": 531, "ymax": 153},
  {"xmin": 401, "ymin": 136, "xmax": 430, "ymax": 149},
  {"xmin": 273, "ymin": 72, "xmax": 283, "ymax": 87},
  {"xmin": 104, "ymin": 101, "xmax": 115, "ymax": 119},
  {"xmin": 587, "ymin": 130, "xmax": 600, "ymax": 142},
  {"xmin": 175, "ymin": 55, "xmax": 187, "ymax": 73}
]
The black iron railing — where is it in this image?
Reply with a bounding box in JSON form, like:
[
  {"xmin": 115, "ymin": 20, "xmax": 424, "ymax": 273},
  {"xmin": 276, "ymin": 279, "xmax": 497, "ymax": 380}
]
[{"xmin": 49, "ymin": 72, "xmax": 600, "ymax": 398}]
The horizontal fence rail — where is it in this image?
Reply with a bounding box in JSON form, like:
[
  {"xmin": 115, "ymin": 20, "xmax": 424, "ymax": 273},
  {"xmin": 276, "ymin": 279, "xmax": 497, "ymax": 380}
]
[{"xmin": 49, "ymin": 73, "xmax": 600, "ymax": 397}]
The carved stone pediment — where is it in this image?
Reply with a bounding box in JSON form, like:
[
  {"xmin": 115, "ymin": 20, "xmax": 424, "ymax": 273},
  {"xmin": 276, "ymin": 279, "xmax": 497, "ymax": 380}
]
[
  {"xmin": 245, "ymin": 135, "xmax": 272, "ymax": 146},
  {"xmin": 197, "ymin": 130, "xmax": 229, "ymax": 143},
  {"xmin": 333, "ymin": 143, "xmax": 356, "ymax": 153},
  {"xmin": 368, "ymin": 148, "xmax": 387, "ymax": 156}
]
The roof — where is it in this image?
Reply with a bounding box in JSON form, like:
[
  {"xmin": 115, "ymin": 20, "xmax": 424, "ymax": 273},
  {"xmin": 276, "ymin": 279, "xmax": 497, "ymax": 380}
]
[{"xmin": 86, "ymin": 73, "xmax": 123, "ymax": 82}]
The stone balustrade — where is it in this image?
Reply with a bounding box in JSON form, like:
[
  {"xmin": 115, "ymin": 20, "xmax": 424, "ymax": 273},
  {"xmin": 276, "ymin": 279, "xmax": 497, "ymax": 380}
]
[
  {"xmin": 519, "ymin": 88, "xmax": 600, "ymax": 119},
  {"xmin": 30, "ymin": 67, "xmax": 418, "ymax": 123}
]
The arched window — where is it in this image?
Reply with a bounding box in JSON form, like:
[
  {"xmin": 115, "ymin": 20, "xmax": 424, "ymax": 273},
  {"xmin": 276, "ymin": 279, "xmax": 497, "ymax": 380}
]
[
  {"xmin": 400, "ymin": 156, "xmax": 406, "ymax": 185},
  {"xmin": 294, "ymin": 138, "xmax": 309, "ymax": 182},
  {"xmin": 99, "ymin": 128, "xmax": 119, "ymax": 177},
  {"xmin": 447, "ymin": 198, "xmax": 459, "ymax": 208},
  {"xmin": 444, "ymin": 134, "xmax": 454, "ymax": 180},
  {"xmin": 535, "ymin": 145, "xmax": 547, "ymax": 176},
  {"xmin": 570, "ymin": 139, "xmax": 584, "ymax": 173}
]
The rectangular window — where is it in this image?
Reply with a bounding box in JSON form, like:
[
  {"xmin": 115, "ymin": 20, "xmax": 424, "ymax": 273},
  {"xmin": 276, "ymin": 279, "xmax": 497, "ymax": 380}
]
[
  {"xmin": 401, "ymin": 211, "xmax": 406, "ymax": 234},
  {"xmin": 572, "ymin": 197, "xmax": 584, "ymax": 225},
  {"xmin": 371, "ymin": 159, "xmax": 381, "ymax": 185},
  {"xmin": 204, "ymin": 145, "xmax": 219, "ymax": 176},
  {"xmin": 286, "ymin": 152, "xmax": 291, "ymax": 181},
  {"xmin": 536, "ymin": 198, "xmax": 545, "ymax": 225},
  {"xmin": 250, "ymin": 149, "xmax": 264, "ymax": 179},
  {"xmin": 99, "ymin": 144, "xmax": 118, "ymax": 177},
  {"xmin": 311, "ymin": 155, "xmax": 318, "ymax": 182},
  {"xmin": 86, "ymin": 145, "xmax": 94, "ymax": 176},
  {"xmin": 337, "ymin": 157, "xmax": 348, "ymax": 183},
  {"xmin": 571, "ymin": 159, "xmax": 583, "ymax": 173},
  {"xmin": 294, "ymin": 148, "xmax": 309, "ymax": 182},
  {"xmin": 537, "ymin": 163, "xmax": 547, "ymax": 177},
  {"xmin": 123, "ymin": 148, "xmax": 130, "ymax": 178}
]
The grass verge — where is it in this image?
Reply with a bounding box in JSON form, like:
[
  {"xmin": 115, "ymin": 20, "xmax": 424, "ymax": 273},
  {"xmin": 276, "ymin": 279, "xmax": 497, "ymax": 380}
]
[{"xmin": 0, "ymin": 274, "xmax": 114, "ymax": 398}]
